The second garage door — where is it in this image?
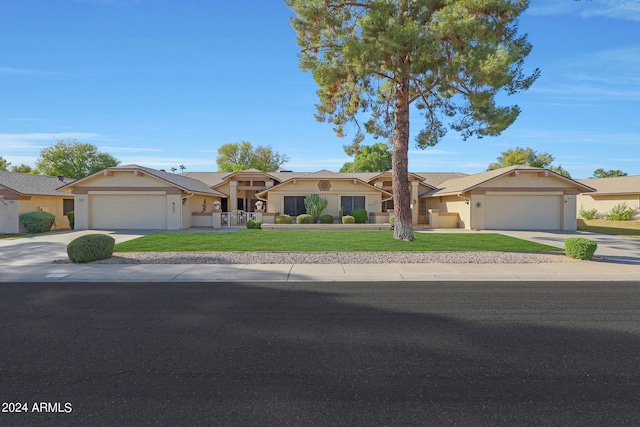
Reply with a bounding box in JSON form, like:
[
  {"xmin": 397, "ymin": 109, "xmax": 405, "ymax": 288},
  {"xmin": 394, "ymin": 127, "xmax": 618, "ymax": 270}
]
[
  {"xmin": 485, "ymin": 194, "xmax": 562, "ymax": 230},
  {"xmin": 90, "ymin": 195, "xmax": 167, "ymax": 229}
]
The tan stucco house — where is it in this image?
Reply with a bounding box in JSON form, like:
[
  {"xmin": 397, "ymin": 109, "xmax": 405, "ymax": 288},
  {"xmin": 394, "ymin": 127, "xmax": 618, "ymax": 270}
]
[
  {"xmin": 0, "ymin": 171, "xmax": 76, "ymax": 233},
  {"xmin": 1, "ymin": 164, "xmax": 596, "ymax": 233},
  {"xmin": 576, "ymin": 175, "xmax": 640, "ymax": 219}
]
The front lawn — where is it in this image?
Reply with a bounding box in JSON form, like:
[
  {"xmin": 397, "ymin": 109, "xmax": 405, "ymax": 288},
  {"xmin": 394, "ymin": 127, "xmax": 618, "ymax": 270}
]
[
  {"xmin": 577, "ymin": 219, "xmax": 640, "ymax": 237},
  {"xmin": 113, "ymin": 230, "xmax": 562, "ymax": 253}
]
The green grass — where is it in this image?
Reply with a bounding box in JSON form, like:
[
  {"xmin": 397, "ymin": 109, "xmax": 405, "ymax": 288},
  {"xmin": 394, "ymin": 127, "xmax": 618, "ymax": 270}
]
[
  {"xmin": 114, "ymin": 230, "xmax": 562, "ymax": 253},
  {"xmin": 577, "ymin": 219, "xmax": 640, "ymax": 238}
]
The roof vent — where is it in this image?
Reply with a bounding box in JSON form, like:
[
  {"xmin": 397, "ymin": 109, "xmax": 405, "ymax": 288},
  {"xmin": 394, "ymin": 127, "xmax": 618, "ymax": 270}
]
[
  {"xmin": 57, "ymin": 175, "xmax": 65, "ymax": 181},
  {"xmin": 160, "ymin": 169, "xmax": 166, "ymax": 172}
]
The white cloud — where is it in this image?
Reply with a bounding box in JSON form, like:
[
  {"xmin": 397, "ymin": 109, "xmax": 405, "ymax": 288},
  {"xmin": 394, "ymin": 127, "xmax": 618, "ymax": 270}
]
[
  {"xmin": 0, "ymin": 132, "xmax": 104, "ymax": 152},
  {"xmin": 528, "ymin": 0, "xmax": 640, "ymax": 22},
  {"xmin": 0, "ymin": 66, "xmax": 71, "ymax": 78}
]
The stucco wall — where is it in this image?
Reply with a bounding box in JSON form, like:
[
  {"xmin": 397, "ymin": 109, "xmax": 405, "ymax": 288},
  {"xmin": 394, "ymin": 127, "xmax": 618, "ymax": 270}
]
[
  {"xmin": 577, "ymin": 194, "xmax": 640, "ymax": 218},
  {"xmin": 264, "ymin": 180, "xmax": 385, "ymax": 216},
  {"xmin": 19, "ymin": 195, "xmax": 73, "ymax": 231},
  {"xmin": 425, "ymin": 195, "xmax": 469, "ymax": 229}
]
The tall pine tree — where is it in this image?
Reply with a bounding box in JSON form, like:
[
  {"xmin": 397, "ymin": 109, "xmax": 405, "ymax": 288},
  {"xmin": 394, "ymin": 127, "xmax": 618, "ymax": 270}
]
[{"xmin": 286, "ymin": 0, "xmax": 539, "ymax": 240}]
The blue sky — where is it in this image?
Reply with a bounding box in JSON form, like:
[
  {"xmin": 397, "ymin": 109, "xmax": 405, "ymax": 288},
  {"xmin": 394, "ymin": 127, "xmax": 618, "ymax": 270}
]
[{"xmin": 1, "ymin": 0, "xmax": 639, "ymax": 178}]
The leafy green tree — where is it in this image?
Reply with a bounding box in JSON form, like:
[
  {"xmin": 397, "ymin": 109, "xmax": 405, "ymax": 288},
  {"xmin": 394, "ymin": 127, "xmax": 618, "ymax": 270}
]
[
  {"xmin": 10, "ymin": 164, "xmax": 34, "ymax": 173},
  {"xmin": 216, "ymin": 141, "xmax": 289, "ymax": 172},
  {"xmin": 35, "ymin": 139, "xmax": 120, "ymax": 179},
  {"xmin": 340, "ymin": 143, "xmax": 392, "ymax": 172},
  {"xmin": 488, "ymin": 146, "xmax": 570, "ymax": 177},
  {"xmin": 488, "ymin": 146, "xmax": 553, "ymax": 169},
  {"xmin": 287, "ymin": 0, "xmax": 538, "ymax": 241},
  {"xmin": 0, "ymin": 156, "xmax": 10, "ymax": 171},
  {"xmin": 592, "ymin": 168, "xmax": 627, "ymax": 178}
]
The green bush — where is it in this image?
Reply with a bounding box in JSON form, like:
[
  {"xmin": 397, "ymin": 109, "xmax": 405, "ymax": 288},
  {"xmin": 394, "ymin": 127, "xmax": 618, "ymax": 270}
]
[
  {"xmin": 389, "ymin": 214, "xmax": 395, "ymax": 228},
  {"xmin": 565, "ymin": 237, "xmax": 598, "ymax": 260},
  {"xmin": 275, "ymin": 214, "xmax": 292, "ymax": 224},
  {"xmin": 578, "ymin": 205, "xmax": 598, "ymax": 220},
  {"xmin": 246, "ymin": 220, "xmax": 262, "ymax": 229},
  {"xmin": 67, "ymin": 210, "xmax": 75, "ymax": 229},
  {"xmin": 19, "ymin": 211, "xmax": 56, "ymax": 233},
  {"xmin": 605, "ymin": 203, "xmax": 634, "ymax": 221},
  {"xmin": 296, "ymin": 214, "xmax": 314, "ymax": 224},
  {"xmin": 342, "ymin": 215, "xmax": 355, "ymax": 224},
  {"xmin": 319, "ymin": 214, "xmax": 334, "ymax": 224},
  {"xmin": 67, "ymin": 234, "xmax": 115, "ymax": 263},
  {"xmin": 351, "ymin": 209, "xmax": 368, "ymax": 224}
]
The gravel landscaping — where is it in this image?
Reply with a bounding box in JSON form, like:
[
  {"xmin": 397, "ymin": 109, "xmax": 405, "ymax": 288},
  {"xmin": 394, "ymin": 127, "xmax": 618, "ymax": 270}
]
[{"xmin": 87, "ymin": 251, "xmax": 577, "ymax": 264}]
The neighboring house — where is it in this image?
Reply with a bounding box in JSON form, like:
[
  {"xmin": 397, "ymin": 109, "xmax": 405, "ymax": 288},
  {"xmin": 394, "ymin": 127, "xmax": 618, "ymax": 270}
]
[
  {"xmin": 576, "ymin": 175, "xmax": 640, "ymax": 218},
  {"xmin": 423, "ymin": 166, "xmax": 596, "ymax": 230},
  {"xmin": 0, "ymin": 171, "xmax": 75, "ymax": 233},
  {"xmin": 0, "ymin": 164, "xmax": 598, "ymax": 233},
  {"xmin": 58, "ymin": 165, "xmax": 225, "ymax": 230}
]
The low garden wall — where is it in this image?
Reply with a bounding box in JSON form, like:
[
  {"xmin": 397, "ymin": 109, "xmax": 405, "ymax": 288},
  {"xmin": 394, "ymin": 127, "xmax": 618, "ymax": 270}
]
[{"xmin": 261, "ymin": 223, "xmax": 392, "ymax": 231}]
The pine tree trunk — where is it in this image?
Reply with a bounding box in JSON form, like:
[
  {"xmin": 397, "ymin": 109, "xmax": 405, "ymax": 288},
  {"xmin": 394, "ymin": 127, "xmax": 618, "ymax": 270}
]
[{"xmin": 392, "ymin": 77, "xmax": 415, "ymax": 241}]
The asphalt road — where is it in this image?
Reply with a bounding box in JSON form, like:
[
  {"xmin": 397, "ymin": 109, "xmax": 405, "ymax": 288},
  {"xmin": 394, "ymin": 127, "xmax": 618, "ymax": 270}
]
[{"xmin": 1, "ymin": 281, "xmax": 639, "ymax": 426}]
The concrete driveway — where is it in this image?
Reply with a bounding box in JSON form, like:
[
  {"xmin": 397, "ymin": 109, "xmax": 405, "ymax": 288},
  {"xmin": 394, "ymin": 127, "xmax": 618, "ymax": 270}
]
[
  {"xmin": 0, "ymin": 229, "xmax": 155, "ymax": 266},
  {"xmin": 498, "ymin": 230, "xmax": 640, "ymax": 264}
]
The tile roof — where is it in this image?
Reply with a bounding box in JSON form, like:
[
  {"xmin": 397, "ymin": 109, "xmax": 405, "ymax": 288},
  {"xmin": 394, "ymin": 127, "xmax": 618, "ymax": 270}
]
[
  {"xmin": 425, "ymin": 165, "xmax": 595, "ymax": 197},
  {"xmin": 59, "ymin": 165, "xmax": 225, "ymax": 196},
  {"xmin": 0, "ymin": 171, "xmax": 75, "ymax": 196},
  {"xmin": 577, "ymin": 175, "xmax": 640, "ymax": 195}
]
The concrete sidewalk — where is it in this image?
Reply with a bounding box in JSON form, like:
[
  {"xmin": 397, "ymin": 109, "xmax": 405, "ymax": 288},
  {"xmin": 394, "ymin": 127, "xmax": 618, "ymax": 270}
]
[{"xmin": 1, "ymin": 260, "xmax": 639, "ymax": 282}]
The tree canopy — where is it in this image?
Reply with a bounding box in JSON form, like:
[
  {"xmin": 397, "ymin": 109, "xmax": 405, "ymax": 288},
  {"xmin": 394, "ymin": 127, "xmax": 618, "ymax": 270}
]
[
  {"xmin": 340, "ymin": 143, "xmax": 393, "ymax": 172},
  {"xmin": 592, "ymin": 168, "xmax": 627, "ymax": 178},
  {"xmin": 216, "ymin": 141, "xmax": 290, "ymax": 172},
  {"xmin": 287, "ymin": 0, "xmax": 538, "ymax": 240},
  {"xmin": 0, "ymin": 156, "xmax": 9, "ymax": 171},
  {"xmin": 35, "ymin": 139, "xmax": 120, "ymax": 179},
  {"xmin": 488, "ymin": 146, "xmax": 571, "ymax": 177}
]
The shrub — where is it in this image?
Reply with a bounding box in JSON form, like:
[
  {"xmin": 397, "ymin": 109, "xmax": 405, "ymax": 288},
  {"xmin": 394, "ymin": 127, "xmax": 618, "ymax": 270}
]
[
  {"xmin": 342, "ymin": 215, "xmax": 355, "ymax": 224},
  {"xmin": 565, "ymin": 237, "xmax": 598, "ymax": 260},
  {"xmin": 67, "ymin": 234, "xmax": 115, "ymax": 263},
  {"xmin": 19, "ymin": 211, "xmax": 56, "ymax": 234},
  {"xmin": 351, "ymin": 209, "xmax": 368, "ymax": 224},
  {"xmin": 67, "ymin": 211, "xmax": 75, "ymax": 229},
  {"xmin": 296, "ymin": 214, "xmax": 314, "ymax": 224},
  {"xmin": 578, "ymin": 205, "xmax": 598, "ymax": 220},
  {"xmin": 319, "ymin": 214, "xmax": 334, "ymax": 224},
  {"xmin": 605, "ymin": 203, "xmax": 634, "ymax": 221},
  {"xmin": 304, "ymin": 194, "xmax": 328, "ymax": 223},
  {"xmin": 246, "ymin": 220, "xmax": 262, "ymax": 229},
  {"xmin": 275, "ymin": 214, "xmax": 292, "ymax": 224},
  {"xmin": 389, "ymin": 214, "xmax": 395, "ymax": 228}
]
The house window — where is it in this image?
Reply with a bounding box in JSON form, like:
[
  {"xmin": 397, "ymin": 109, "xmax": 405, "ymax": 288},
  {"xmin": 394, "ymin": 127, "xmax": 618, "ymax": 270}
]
[
  {"xmin": 419, "ymin": 199, "xmax": 427, "ymax": 216},
  {"xmin": 63, "ymin": 199, "xmax": 74, "ymax": 215},
  {"xmin": 382, "ymin": 199, "xmax": 394, "ymax": 212},
  {"xmin": 284, "ymin": 196, "xmax": 306, "ymax": 216},
  {"xmin": 341, "ymin": 196, "xmax": 365, "ymax": 215}
]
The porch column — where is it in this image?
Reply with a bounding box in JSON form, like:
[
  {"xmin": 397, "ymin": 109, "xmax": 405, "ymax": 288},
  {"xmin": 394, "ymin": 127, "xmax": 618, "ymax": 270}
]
[
  {"xmin": 411, "ymin": 181, "xmax": 420, "ymax": 225},
  {"xmin": 229, "ymin": 181, "xmax": 238, "ymax": 212}
]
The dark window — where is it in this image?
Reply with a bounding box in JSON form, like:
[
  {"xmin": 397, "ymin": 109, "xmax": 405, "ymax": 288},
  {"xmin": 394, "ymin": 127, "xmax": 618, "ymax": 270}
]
[
  {"xmin": 284, "ymin": 196, "xmax": 306, "ymax": 216},
  {"xmin": 63, "ymin": 199, "xmax": 74, "ymax": 215},
  {"xmin": 221, "ymin": 198, "xmax": 228, "ymax": 212},
  {"xmin": 341, "ymin": 196, "xmax": 365, "ymax": 215},
  {"xmin": 237, "ymin": 198, "xmax": 244, "ymax": 211},
  {"xmin": 382, "ymin": 199, "xmax": 394, "ymax": 212}
]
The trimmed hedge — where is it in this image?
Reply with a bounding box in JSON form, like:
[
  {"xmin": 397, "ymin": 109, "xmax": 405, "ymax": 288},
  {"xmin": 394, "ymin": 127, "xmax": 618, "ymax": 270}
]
[
  {"xmin": 246, "ymin": 220, "xmax": 262, "ymax": 229},
  {"xmin": 19, "ymin": 211, "xmax": 56, "ymax": 233},
  {"xmin": 319, "ymin": 214, "xmax": 334, "ymax": 224},
  {"xmin": 389, "ymin": 214, "xmax": 395, "ymax": 228},
  {"xmin": 565, "ymin": 237, "xmax": 597, "ymax": 260},
  {"xmin": 351, "ymin": 209, "xmax": 368, "ymax": 224},
  {"xmin": 296, "ymin": 214, "xmax": 314, "ymax": 224},
  {"xmin": 67, "ymin": 234, "xmax": 115, "ymax": 263},
  {"xmin": 275, "ymin": 214, "xmax": 293, "ymax": 224},
  {"xmin": 342, "ymin": 215, "xmax": 355, "ymax": 224},
  {"xmin": 67, "ymin": 210, "xmax": 75, "ymax": 229}
]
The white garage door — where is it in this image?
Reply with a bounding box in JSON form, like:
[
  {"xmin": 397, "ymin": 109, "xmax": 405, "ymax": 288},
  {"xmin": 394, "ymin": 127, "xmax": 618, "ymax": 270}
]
[
  {"xmin": 90, "ymin": 195, "xmax": 167, "ymax": 229},
  {"xmin": 485, "ymin": 194, "xmax": 562, "ymax": 230}
]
